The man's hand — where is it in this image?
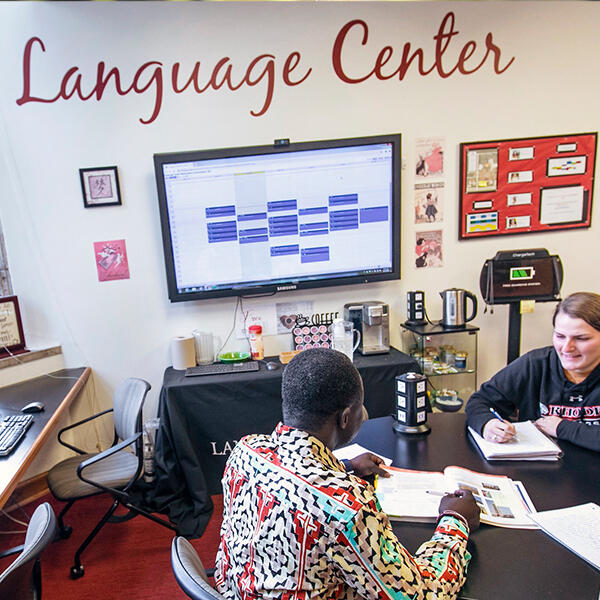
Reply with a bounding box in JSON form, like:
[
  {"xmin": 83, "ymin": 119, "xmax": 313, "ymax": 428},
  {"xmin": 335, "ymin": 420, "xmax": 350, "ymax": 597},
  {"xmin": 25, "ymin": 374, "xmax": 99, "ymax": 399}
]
[
  {"xmin": 482, "ymin": 418, "xmax": 516, "ymax": 443},
  {"xmin": 439, "ymin": 489, "xmax": 481, "ymax": 532},
  {"xmin": 350, "ymin": 453, "xmax": 390, "ymax": 478},
  {"xmin": 534, "ymin": 415, "xmax": 562, "ymax": 437}
]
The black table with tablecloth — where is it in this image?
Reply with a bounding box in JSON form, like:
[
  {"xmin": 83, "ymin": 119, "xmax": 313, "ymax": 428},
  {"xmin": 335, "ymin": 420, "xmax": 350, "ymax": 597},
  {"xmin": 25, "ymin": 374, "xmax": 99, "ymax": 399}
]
[{"xmin": 151, "ymin": 348, "xmax": 418, "ymax": 537}]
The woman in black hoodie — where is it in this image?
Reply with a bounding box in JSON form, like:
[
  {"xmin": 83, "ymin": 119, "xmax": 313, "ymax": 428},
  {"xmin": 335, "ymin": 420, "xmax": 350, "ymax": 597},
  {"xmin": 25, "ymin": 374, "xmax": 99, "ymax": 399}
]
[{"xmin": 466, "ymin": 292, "xmax": 600, "ymax": 452}]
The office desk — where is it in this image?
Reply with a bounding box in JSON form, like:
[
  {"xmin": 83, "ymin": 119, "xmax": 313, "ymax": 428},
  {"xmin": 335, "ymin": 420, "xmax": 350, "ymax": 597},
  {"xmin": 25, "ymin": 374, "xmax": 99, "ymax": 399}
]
[
  {"xmin": 353, "ymin": 414, "xmax": 600, "ymax": 600},
  {"xmin": 0, "ymin": 367, "xmax": 91, "ymax": 509},
  {"xmin": 153, "ymin": 348, "xmax": 418, "ymax": 537}
]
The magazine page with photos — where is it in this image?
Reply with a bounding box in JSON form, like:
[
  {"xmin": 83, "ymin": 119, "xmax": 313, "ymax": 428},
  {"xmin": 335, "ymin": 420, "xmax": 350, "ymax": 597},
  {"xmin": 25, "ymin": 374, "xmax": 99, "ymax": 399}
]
[{"xmin": 375, "ymin": 466, "xmax": 537, "ymax": 529}]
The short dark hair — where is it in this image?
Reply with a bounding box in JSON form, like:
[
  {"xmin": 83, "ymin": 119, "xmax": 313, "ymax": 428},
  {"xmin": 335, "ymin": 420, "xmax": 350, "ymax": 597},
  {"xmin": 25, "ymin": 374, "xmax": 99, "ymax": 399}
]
[
  {"xmin": 282, "ymin": 348, "xmax": 363, "ymax": 431},
  {"xmin": 553, "ymin": 292, "xmax": 600, "ymax": 332}
]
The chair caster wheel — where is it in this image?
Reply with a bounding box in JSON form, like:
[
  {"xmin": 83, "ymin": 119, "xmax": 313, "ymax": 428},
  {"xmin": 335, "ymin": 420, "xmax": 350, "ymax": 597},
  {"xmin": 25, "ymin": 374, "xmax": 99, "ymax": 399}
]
[
  {"xmin": 70, "ymin": 565, "xmax": 85, "ymax": 579},
  {"xmin": 59, "ymin": 525, "xmax": 73, "ymax": 539}
]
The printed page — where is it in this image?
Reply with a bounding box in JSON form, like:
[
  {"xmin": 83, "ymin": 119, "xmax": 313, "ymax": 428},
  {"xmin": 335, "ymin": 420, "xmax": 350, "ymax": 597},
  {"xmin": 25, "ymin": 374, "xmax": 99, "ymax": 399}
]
[
  {"xmin": 443, "ymin": 466, "xmax": 537, "ymax": 529},
  {"xmin": 468, "ymin": 421, "xmax": 561, "ymax": 460},
  {"xmin": 528, "ymin": 503, "xmax": 600, "ymax": 570},
  {"xmin": 375, "ymin": 467, "xmax": 447, "ymax": 521},
  {"xmin": 333, "ymin": 444, "xmax": 392, "ymax": 466}
]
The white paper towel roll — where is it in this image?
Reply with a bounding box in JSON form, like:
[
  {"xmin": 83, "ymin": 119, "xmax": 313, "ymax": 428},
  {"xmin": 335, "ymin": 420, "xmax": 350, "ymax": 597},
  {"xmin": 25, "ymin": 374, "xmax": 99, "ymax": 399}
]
[{"xmin": 170, "ymin": 335, "xmax": 196, "ymax": 370}]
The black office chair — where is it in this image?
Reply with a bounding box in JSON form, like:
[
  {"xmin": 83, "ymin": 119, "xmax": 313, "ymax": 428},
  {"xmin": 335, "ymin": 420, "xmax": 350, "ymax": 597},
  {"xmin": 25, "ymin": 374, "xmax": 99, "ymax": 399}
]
[
  {"xmin": 171, "ymin": 536, "xmax": 225, "ymax": 600},
  {"xmin": 0, "ymin": 502, "xmax": 56, "ymax": 600},
  {"xmin": 46, "ymin": 377, "xmax": 177, "ymax": 579}
]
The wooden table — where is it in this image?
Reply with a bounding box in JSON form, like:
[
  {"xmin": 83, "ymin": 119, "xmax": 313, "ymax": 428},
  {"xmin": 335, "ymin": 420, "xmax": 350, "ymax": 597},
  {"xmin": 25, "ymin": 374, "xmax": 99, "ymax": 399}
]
[{"xmin": 0, "ymin": 367, "xmax": 91, "ymax": 509}]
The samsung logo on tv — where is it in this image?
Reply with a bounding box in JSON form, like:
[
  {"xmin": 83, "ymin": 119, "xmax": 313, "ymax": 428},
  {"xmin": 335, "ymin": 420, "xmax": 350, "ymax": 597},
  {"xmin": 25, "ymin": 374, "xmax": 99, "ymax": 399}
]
[{"xmin": 277, "ymin": 284, "xmax": 297, "ymax": 291}]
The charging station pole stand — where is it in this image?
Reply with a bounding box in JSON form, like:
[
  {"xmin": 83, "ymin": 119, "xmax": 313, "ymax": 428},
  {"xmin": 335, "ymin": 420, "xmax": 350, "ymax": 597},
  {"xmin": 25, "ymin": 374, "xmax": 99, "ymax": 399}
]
[{"xmin": 507, "ymin": 302, "xmax": 521, "ymax": 364}]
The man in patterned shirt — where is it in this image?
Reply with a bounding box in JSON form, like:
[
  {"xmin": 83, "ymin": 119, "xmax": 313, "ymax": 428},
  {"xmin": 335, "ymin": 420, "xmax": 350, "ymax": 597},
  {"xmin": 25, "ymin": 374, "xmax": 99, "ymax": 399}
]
[{"xmin": 215, "ymin": 348, "xmax": 479, "ymax": 600}]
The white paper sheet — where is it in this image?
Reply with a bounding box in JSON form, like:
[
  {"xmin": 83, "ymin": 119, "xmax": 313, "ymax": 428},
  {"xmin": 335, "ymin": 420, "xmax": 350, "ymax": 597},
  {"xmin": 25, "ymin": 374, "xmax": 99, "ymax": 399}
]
[
  {"xmin": 528, "ymin": 503, "xmax": 600, "ymax": 570},
  {"xmin": 333, "ymin": 444, "xmax": 392, "ymax": 466}
]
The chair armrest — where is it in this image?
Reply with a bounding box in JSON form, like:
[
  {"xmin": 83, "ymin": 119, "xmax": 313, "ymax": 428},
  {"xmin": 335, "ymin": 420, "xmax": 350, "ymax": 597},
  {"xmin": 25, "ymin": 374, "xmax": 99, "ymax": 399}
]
[
  {"xmin": 57, "ymin": 408, "xmax": 114, "ymax": 454},
  {"xmin": 77, "ymin": 432, "xmax": 143, "ymax": 501}
]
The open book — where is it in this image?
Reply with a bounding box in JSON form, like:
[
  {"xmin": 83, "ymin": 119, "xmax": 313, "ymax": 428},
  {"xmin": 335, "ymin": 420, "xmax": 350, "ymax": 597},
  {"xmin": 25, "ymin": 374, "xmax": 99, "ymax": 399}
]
[
  {"xmin": 375, "ymin": 465, "xmax": 537, "ymax": 529},
  {"xmin": 468, "ymin": 420, "xmax": 562, "ymax": 461},
  {"xmin": 528, "ymin": 503, "xmax": 600, "ymax": 570}
]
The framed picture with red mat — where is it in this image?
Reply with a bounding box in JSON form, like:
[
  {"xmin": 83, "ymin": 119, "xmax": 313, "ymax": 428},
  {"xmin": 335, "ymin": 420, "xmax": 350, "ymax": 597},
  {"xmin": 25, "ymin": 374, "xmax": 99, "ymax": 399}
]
[{"xmin": 459, "ymin": 132, "xmax": 597, "ymax": 239}]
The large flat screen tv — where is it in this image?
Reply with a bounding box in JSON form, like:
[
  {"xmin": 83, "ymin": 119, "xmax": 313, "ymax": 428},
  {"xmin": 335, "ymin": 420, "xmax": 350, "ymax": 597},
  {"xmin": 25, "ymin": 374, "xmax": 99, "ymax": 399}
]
[{"xmin": 154, "ymin": 134, "xmax": 401, "ymax": 302}]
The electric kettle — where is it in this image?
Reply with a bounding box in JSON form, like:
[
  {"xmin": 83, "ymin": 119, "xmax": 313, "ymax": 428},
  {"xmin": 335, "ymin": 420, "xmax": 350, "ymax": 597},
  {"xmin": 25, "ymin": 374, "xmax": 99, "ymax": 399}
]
[{"xmin": 440, "ymin": 288, "xmax": 478, "ymax": 328}]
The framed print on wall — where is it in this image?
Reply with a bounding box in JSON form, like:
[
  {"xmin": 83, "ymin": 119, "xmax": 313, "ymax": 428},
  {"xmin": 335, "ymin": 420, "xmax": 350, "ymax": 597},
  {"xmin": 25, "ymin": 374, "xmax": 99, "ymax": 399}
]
[
  {"xmin": 0, "ymin": 295, "xmax": 28, "ymax": 356},
  {"xmin": 79, "ymin": 166, "xmax": 122, "ymax": 208}
]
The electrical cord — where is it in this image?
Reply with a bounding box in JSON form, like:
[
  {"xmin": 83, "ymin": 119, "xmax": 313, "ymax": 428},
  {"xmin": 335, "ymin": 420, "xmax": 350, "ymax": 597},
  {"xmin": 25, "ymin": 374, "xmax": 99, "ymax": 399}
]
[
  {"xmin": 423, "ymin": 303, "xmax": 439, "ymax": 326},
  {"xmin": 0, "ymin": 498, "xmax": 30, "ymax": 534},
  {"xmin": 215, "ymin": 296, "xmax": 241, "ymax": 358},
  {"xmin": 0, "ymin": 341, "xmax": 81, "ymax": 380},
  {"xmin": 239, "ymin": 296, "xmax": 252, "ymax": 353},
  {"xmin": 0, "ymin": 340, "xmax": 102, "ymax": 453},
  {"xmin": 483, "ymin": 260, "xmax": 494, "ymax": 314},
  {"xmin": 0, "ymin": 508, "xmax": 28, "ymax": 528}
]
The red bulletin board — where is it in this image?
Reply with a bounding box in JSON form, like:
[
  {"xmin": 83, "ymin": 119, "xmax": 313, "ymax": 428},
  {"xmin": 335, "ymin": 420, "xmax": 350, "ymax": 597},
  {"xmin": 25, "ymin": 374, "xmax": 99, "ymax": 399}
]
[{"xmin": 459, "ymin": 132, "xmax": 597, "ymax": 240}]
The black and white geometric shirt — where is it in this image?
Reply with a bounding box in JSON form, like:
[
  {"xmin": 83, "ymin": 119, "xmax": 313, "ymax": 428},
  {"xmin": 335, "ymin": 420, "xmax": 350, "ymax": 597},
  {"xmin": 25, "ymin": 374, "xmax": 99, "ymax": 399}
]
[{"xmin": 215, "ymin": 423, "xmax": 471, "ymax": 600}]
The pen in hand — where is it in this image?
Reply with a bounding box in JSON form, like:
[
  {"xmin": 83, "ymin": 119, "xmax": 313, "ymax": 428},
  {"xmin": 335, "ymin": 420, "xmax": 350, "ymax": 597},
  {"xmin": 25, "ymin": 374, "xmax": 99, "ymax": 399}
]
[
  {"xmin": 487, "ymin": 407, "xmax": 517, "ymax": 442},
  {"xmin": 489, "ymin": 407, "xmax": 505, "ymax": 421}
]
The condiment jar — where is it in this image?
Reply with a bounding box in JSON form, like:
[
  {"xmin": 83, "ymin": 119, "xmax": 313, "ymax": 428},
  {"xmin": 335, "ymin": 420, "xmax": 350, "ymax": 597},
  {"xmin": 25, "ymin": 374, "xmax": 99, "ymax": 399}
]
[{"xmin": 248, "ymin": 325, "xmax": 264, "ymax": 360}]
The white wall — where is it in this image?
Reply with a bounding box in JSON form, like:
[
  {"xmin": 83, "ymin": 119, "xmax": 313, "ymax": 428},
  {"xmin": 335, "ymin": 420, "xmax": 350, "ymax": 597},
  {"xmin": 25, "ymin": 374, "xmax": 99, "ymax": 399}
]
[{"xmin": 0, "ymin": 2, "xmax": 598, "ymax": 421}]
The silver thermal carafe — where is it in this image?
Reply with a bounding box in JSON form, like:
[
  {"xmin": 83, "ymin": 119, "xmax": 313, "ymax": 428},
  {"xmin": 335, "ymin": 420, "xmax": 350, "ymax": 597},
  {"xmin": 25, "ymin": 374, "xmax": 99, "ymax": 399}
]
[
  {"xmin": 344, "ymin": 301, "xmax": 390, "ymax": 355},
  {"xmin": 440, "ymin": 288, "xmax": 478, "ymax": 328}
]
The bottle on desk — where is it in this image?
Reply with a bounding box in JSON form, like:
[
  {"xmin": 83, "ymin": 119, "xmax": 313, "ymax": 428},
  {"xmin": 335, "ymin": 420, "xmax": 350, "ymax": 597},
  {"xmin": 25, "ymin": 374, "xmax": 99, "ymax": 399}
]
[{"xmin": 248, "ymin": 325, "xmax": 264, "ymax": 360}]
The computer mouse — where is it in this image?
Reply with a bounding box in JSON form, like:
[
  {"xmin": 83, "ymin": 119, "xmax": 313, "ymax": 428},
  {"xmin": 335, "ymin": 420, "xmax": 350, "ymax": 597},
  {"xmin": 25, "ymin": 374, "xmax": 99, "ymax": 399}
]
[
  {"xmin": 265, "ymin": 362, "xmax": 280, "ymax": 371},
  {"xmin": 21, "ymin": 401, "xmax": 45, "ymax": 414}
]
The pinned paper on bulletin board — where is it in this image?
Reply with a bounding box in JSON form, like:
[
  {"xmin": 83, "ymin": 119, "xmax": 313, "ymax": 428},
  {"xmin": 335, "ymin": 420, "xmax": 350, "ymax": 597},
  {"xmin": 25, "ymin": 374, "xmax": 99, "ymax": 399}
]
[{"xmin": 459, "ymin": 132, "xmax": 596, "ymax": 239}]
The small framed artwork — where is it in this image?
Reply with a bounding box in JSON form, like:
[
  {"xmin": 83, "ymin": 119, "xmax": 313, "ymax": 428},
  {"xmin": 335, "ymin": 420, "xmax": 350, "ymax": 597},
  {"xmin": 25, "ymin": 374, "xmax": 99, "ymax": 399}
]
[
  {"xmin": 79, "ymin": 166, "xmax": 122, "ymax": 208},
  {"xmin": 0, "ymin": 295, "xmax": 28, "ymax": 356}
]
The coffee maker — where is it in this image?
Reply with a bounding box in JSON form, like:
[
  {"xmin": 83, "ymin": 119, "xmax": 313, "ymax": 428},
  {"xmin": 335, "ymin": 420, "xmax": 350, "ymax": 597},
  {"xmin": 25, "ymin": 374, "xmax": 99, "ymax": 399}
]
[{"xmin": 344, "ymin": 301, "xmax": 390, "ymax": 355}]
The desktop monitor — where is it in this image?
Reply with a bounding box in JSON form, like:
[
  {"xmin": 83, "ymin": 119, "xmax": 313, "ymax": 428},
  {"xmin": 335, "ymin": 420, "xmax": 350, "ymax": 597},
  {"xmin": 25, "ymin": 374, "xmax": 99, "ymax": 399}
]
[{"xmin": 154, "ymin": 134, "xmax": 401, "ymax": 302}]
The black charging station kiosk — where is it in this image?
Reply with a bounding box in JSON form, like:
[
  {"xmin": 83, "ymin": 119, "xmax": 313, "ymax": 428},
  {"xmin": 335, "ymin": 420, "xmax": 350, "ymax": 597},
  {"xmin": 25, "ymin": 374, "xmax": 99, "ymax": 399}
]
[{"xmin": 479, "ymin": 249, "xmax": 563, "ymax": 364}]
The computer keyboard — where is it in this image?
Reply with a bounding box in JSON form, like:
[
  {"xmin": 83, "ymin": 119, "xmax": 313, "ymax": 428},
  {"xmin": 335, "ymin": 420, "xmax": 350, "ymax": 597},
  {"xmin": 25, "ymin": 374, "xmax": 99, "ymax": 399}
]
[
  {"xmin": 185, "ymin": 361, "xmax": 260, "ymax": 377},
  {"xmin": 0, "ymin": 414, "xmax": 34, "ymax": 456}
]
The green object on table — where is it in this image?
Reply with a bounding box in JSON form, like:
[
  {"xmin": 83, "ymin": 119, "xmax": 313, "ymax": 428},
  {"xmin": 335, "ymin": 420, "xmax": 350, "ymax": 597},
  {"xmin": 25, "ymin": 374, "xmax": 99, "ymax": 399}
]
[{"xmin": 218, "ymin": 352, "xmax": 251, "ymax": 363}]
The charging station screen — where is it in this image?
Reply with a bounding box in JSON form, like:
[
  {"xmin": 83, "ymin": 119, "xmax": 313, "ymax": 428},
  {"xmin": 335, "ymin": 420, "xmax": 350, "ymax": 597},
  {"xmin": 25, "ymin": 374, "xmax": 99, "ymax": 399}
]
[{"xmin": 491, "ymin": 259, "xmax": 557, "ymax": 300}]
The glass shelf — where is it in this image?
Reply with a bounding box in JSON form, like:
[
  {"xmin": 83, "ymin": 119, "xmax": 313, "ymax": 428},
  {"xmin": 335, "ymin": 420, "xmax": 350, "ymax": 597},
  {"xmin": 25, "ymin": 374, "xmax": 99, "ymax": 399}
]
[
  {"xmin": 400, "ymin": 323, "xmax": 478, "ymax": 413},
  {"xmin": 428, "ymin": 369, "xmax": 476, "ymax": 377}
]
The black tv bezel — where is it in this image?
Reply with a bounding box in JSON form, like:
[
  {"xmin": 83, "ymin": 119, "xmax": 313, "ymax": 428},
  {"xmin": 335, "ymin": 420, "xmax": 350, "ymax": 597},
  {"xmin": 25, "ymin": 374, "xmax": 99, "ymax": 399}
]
[{"xmin": 154, "ymin": 133, "xmax": 402, "ymax": 302}]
